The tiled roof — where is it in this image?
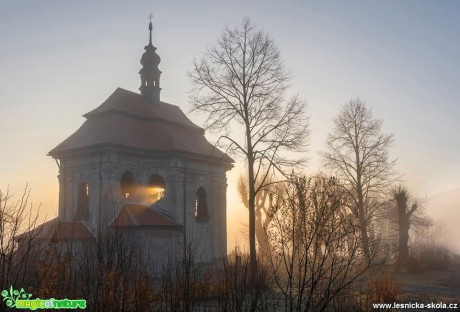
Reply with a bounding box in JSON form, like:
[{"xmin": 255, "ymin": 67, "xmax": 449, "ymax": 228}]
[
  {"xmin": 49, "ymin": 88, "xmax": 233, "ymax": 164},
  {"xmin": 84, "ymin": 88, "xmax": 201, "ymax": 130},
  {"xmin": 109, "ymin": 204, "xmax": 182, "ymax": 229},
  {"xmin": 16, "ymin": 218, "xmax": 96, "ymax": 241}
]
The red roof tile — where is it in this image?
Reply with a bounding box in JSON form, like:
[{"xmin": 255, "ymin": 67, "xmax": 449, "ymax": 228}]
[
  {"xmin": 49, "ymin": 88, "xmax": 232, "ymax": 165},
  {"xmin": 109, "ymin": 204, "xmax": 182, "ymax": 229}
]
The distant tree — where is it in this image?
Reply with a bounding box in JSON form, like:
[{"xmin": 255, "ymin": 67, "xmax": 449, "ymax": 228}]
[
  {"xmin": 321, "ymin": 99, "xmax": 396, "ymax": 260},
  {"xmin": 392, "ymin": 185, "xmax": 433, "ymax": 271},
  {"xmin": 237, "ymin": 172, "xmax": 283, "ymax": 255},
  {"xmin": 189, "ymin": 18, "xmax": 309, "ymax": 263}
]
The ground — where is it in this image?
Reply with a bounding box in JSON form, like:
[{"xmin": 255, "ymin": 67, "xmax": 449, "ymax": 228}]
[{"xmin": 390, "ymin": 266, "xmax": 460, "ymax": 311}]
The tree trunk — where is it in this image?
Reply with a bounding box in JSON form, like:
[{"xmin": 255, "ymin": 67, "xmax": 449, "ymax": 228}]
[
  {"xmin": 357, "ymin": 180, "xmax": 371, "ymax": 261},
  {"xmin": 357, "ymin": 209, "xmax": 370, "ymax": 262},
  {"xmin": 246, "ymin": 129, "xmax": 257, "ymax": 265},
  {"xmin": 396, "ymin": 195, "xmax": 409, "ymax": 271},
  {"xmin": 255, "ymin": 210, "xmax": 270, "ymax": 255},
  {"xmin": 248, "ymin": 159, "xmax": 257, "ymax": 265}
]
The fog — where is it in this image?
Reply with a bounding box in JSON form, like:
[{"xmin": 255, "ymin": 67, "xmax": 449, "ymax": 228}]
[{"xmin": 426, "ymin": 188, "xmax": 460, "ymax": 253}]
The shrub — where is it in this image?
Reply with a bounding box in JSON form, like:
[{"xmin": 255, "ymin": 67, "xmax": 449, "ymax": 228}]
[
  {"xmin": 407, "ymin": 240, "xmax": 456, "ymax": 272},
  {"xmin": 212, "ymin": 255, "xmax": 274, "ymax": 312}
]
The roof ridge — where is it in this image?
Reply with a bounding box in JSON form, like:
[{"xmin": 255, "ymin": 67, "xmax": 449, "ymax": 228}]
[
  {"xmin": 79, "ymin": 220, "xmax": 96, "ymax": 238},
  {"xmin": 125, "ymin": 205, "xmax": 139, "ymax": 225},
  {"xmin": 151, "ymin": 205, "xmax": 176, "ymax": 222}
]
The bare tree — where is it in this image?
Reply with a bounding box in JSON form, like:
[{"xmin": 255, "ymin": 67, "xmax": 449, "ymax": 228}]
[
  {"xmin": 0, "ymin": 186, "xmax": 43, "ymax": 296},
  {"xmin": 267, "ymin": 175, "xmax": 379, "ymax": 311},
  {"xmin": 213, "ymin": 253, "xmax": 274, "ymax": 312},
  {"xmin": 391, "ymin": 185, "xmax": 433, "ymax": 271},
  {"xmin": 33, "ymin": 217, "xmax": 156, "ymax": 311},
  {"xmin": 321, "ymin": 99, "xmax": 396, "ymax": 260},
  {"xmin": 189, "ymin": 18, "xmax": 309, "ymax": 263}
]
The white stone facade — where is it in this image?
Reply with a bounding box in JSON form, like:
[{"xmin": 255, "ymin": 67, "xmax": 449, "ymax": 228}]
[{"xmin": 57, "ymin": 148, "xmax": 228, "ymax": 266}]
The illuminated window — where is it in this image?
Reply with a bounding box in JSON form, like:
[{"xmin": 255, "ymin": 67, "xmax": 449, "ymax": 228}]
[
  {"xmin": 120, "ymin": 171, "xmax": 136, "ymax": 199},
  {"xmin": 76, "ymin": 182, "xmax": 89, "ymax": 220},
  {"xmin": 149, "ymin": 174, "xmax": 165, "ymax": 200},
  {"xmin": 195, "ymin": 187, "xmax": 209, "ymax": 223}
]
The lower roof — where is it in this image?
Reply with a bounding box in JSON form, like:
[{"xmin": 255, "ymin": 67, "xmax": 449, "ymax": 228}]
[{"xmin": 16, "ymin": 218, "xmax": 96, "ymax": 241}]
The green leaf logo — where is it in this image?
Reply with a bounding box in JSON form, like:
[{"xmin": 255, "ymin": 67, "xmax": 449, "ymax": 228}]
[{"xmin": 2, "ymin": 286, "xmax": 33, "ymax": 308}]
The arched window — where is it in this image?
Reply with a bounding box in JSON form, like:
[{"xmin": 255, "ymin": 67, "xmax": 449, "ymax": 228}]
[
  {"xmin": 195, "ymin": 187, "xmax": 209, "ymax": 223},
  {"xmin": 76, "ymin": 183, "xmax": 89, "ymax": 221},
  {"xmin": 120, "ymin": 171, "xmax": 136, "ymax": 199},
  {"xmin": 149, "ymin": 174, "xmax": 165, "ymax": 201}
]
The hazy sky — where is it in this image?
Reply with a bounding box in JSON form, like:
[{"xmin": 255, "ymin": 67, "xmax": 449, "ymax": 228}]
[{"xmin": 1, "ymin": 1, "xmax": 459, "ymax": 249}]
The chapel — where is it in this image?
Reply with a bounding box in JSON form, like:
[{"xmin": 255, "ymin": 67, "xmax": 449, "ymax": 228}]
[{"xmin": 30, "ymin": 21, "xmax": 233, "ymax": 266}]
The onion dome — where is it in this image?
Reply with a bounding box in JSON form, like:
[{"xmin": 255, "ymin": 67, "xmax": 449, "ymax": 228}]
[{"xmin": 139, "ymin": 21, "xmax": 162, "ymax": 103}]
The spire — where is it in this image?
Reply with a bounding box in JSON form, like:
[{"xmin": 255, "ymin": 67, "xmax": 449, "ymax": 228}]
[
  {"xmin": 148, "ymin": 12, "xmax": 153, "ymax": 45},
  {"xmin": 139, "ymin": 13, "xmax": 161, "ymax": 104},
  {"xmin": 149, "ymin": 21, "xmax": 153, "ymax": 45}
]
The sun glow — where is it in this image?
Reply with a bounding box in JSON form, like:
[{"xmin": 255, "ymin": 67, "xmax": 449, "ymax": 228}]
[
  {"xmin": 149, "ymin": 186, "xmax": 165, "ymax": 201},
  {"xmin": 124, "ymin": 185, "xmax": 165, "ymax": 205}
]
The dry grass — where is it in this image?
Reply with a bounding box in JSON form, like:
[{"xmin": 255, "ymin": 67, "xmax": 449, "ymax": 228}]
[
  {"xmin": 368, "ymin": 273, "xmax": 399, "ymax": 304},
  {"xmin": 407, "ymin": 240, "xmax": 457, "ymax": 272}
]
